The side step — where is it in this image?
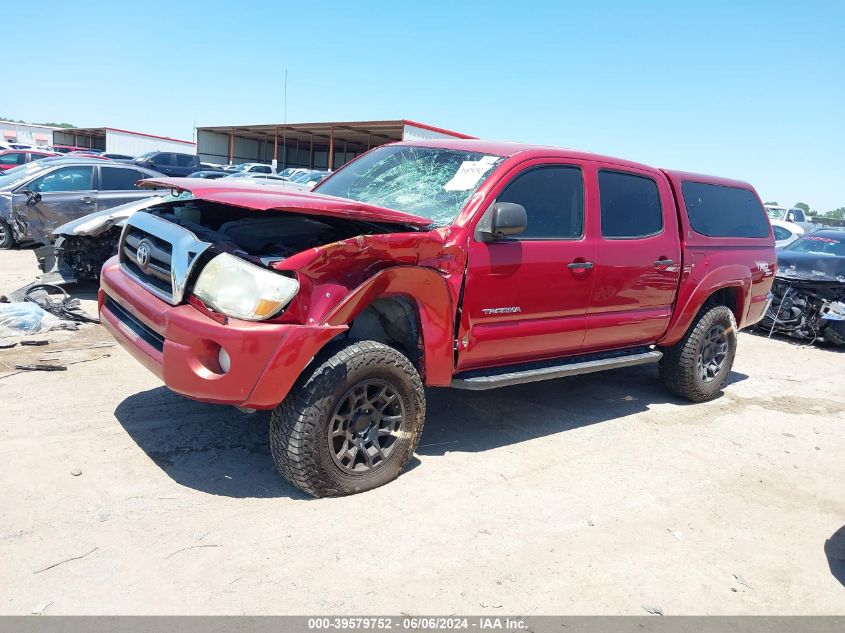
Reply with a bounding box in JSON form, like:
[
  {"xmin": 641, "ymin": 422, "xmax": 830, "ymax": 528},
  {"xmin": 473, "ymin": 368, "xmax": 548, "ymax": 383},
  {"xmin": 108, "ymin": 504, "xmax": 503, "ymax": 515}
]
[{"xmin": 451, "ymin": 347, "xmax": 663, "ymax": 390}]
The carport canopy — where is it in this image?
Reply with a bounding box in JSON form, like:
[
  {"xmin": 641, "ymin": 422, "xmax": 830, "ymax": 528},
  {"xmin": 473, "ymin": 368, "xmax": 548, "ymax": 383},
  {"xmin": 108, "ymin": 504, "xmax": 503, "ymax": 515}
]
[{"xmin": 196, "ymin": 119, "xmax": 474, "ymax": 171}]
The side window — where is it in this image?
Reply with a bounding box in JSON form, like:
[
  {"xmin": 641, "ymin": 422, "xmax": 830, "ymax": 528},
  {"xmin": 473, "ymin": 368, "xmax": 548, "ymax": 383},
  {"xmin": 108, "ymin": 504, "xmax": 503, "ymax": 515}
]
[
  {"xmin": 152, "ymin": 153, "xmax": 173, "ymax": 167},
  {"xmin": 175, "ymin": 154, "xmax": 198, "ymax": 167},
  {"xmin": 495, "ymin": 165, "xmax": 584, "ymax": 239},
  {"xmin": 772, "ymin": 226, "xmax": 791, "ymax": 241},
  {"xmin": 599, "ymin": 170, "xmax": 663, "ymax": 238},
  {"xmin": 792, "ymin": 209, "xmax": 805, "ymax": 222},
  {"xmin": 256, "ymin": 165, "xmax": 271, "ymax": 174},
  {"xmin": 100, "ymin": 167, "xmax": 146, "ymax": 190},
  {"xmin": 28, "ymin": 166, "xmax": 94, "ymax": 193},
  {"xmin": 681, "ymin": 181, "xmax": 770, "ymax": 238}
]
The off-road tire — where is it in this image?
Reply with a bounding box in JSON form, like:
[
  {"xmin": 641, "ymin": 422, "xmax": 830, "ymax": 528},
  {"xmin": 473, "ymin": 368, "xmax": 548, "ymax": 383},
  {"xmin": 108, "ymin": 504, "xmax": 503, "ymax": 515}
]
[
  {"xmin": 659, "ymin": 303, "xmax": 738, "ymax": 402},
  {"xmin": 269, "ymin": 340, "xmax": 426, "ymax": 497},
  {"xmin": 0, "ymin": 218, "xmax": 15, "ymax": 249}
]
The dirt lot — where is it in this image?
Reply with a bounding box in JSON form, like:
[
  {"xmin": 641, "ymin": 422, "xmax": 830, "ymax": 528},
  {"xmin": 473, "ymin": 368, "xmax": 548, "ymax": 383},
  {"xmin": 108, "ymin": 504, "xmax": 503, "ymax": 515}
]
[{"xmin": 0, "ymin": 248, "xmax": 843, "ymax": 615}]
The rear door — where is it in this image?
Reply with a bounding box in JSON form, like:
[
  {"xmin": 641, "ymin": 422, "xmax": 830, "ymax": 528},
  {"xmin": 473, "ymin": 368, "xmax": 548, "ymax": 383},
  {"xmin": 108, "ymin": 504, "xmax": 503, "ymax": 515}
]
[
  {"xmin": 97, "ymin": 165, "xmax": 159, "ymax": 211},
  {"xmin": 583, "ymin": 165, "xmax": 681, "ymax": 350},
  {"xmin": 457, "ymin": 159, "xmax": 596, "ymax": 370},
  {"xmin": 150, "ymin": 153, "xmax": 175, "ymax": 175},
  {"xmin": 174, "ymin": 154, "xmax": 200, "ymax": 176},
  {"xmin": 13, "ymin": 165, "xmax": 97, "ymax": 241}
]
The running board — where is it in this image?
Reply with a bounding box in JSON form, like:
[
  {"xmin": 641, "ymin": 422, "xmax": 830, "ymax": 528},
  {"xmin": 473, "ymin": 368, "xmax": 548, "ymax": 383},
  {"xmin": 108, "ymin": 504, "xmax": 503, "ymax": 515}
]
[{"xmin": 451, "ymin": 348, "xmax": 663, "ymax": 390}]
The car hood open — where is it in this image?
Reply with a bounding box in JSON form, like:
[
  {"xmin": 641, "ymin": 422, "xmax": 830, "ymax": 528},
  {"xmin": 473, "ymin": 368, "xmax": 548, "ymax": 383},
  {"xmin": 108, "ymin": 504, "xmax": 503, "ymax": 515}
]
[{"xmin": 138, "ymin": 177, "xmax": 434, "ymax": 228}]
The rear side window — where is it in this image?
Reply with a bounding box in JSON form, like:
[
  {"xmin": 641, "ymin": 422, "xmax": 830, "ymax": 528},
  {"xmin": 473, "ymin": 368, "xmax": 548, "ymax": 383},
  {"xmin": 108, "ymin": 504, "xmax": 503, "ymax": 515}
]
[
  {"xmin": 100, "ymin": 167, "xmax": 146, "ymax": 190},
  {"xmin": 496, "ymin": 165, "xmax": 584, "ymax": 239},
  {"xmin": 681, "ymin": 181, "xmax": 769, "ymax": 238},
  {"xmin": 772, "ymin": 225, "xmax": 791, "ymax": 241},
  {"xmin": 599, "ymin": 170, "xmax": 663, "ymax": 238},
  {"xmin": 175, "ymin": 154, "xmax": 198, "ymax": 167}
]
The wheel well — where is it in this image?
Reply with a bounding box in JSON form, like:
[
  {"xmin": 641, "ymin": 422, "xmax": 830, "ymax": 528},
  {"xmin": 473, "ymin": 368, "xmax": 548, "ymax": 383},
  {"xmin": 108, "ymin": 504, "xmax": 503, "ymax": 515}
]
[
  {"xmin": 707, "ymin": 287, "xmax": 742, "ymax": 323},
  {"xmin": 344, "ymin": 296, "xmax": 421, "ymax": 367}
]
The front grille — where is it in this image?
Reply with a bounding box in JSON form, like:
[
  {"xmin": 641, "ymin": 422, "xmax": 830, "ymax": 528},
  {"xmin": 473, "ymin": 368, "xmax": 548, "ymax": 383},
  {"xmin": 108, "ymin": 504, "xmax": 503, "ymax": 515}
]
[
  {"xmin": 118, "ymin": 212, "xmax": 211, "ymax": 305},
  {"xmin": 104, "ymin": 296, "xmax": 165, "ymax": 352},
  {"xmin": 121, "ymin": 226, "xmax": 174, "ymax": 300}
]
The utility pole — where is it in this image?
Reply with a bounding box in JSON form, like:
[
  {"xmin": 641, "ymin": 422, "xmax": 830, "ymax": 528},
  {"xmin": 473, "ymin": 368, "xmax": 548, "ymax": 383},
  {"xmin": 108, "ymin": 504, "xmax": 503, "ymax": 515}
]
[{"xmin": 280, "ymin": 69, "xmax": 288, "ymax": 171}]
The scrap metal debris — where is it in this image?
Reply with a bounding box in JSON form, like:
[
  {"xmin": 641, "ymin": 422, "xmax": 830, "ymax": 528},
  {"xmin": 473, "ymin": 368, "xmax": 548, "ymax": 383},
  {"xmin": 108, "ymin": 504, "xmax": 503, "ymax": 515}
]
[
  {"xmin": 24, "ymin": 284, "xmax": 99, "ymax": 325},
  {"xmin": 20, "ymin": 340, "xmax": 49, "ymax": 346},
  {"xmin": 642, "ymin": 605, "xmax": 664, "ymax": 616},
  {"xmin": 14, "ymin": 364, "xmax": 67, "ymax": 372}
]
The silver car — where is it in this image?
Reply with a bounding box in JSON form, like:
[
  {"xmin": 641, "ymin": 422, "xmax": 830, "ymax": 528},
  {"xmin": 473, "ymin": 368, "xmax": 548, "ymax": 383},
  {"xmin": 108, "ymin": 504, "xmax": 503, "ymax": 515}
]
[{"xmin": 0, "ymin": 158, "xmax": 162, "ymax": 248}]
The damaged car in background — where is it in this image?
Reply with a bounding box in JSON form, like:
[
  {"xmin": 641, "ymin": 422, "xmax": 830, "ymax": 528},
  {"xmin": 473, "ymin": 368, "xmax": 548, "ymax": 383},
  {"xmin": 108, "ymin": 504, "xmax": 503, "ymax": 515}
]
[
  {"xmin": 759, "ymin": 229, "xmax": 845, "ymax": 345},
  {"xmin": 34, "ymin": 193, "xmax": 196, "ymax": 285},
  {"xmin": 0, "ymin": 158, "xmax": 161, "ymax": 249}
]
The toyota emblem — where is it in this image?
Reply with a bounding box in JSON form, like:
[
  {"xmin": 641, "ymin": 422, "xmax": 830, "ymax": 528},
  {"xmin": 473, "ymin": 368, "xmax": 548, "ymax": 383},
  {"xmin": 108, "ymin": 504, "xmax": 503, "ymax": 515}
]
[{"xmin": 136, "ymin": 240, "xmax": 152, "ymax": 270}]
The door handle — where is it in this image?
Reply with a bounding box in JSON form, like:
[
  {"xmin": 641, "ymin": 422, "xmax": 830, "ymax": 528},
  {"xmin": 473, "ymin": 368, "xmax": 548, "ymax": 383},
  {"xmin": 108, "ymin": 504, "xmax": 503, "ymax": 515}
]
[
  {"xmin": 80, "ymin": 196, "xmax": 94, "ymax": 204},
  {"xmin": 568, "ymin": 261, "xmax": 594, "ymax": 270},
  {"xmin": 654, "ymin": 258, "xmax": 674, "ymax": 268}
]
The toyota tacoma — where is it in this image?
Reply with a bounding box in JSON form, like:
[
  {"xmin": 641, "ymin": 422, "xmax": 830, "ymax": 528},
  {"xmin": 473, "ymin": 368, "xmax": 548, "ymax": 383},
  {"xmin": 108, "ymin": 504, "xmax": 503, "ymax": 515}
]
[{"xmin": 99, "ymin": 140, "xmax": 776, "ymax": 496}]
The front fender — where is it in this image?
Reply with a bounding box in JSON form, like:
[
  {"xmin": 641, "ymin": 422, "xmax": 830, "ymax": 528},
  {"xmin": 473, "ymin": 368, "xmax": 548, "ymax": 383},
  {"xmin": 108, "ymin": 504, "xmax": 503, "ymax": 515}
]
[
  {"xmin": 659, "ymin": 264, "xmax": 751, "ymax": 346},
  {"xmin": 323, "ymin": 266, "xmax": 455, "ymax": 386}
]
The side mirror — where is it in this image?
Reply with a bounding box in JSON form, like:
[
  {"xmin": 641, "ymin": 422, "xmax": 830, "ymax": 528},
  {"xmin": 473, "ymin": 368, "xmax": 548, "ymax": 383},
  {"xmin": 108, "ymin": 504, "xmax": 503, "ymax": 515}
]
[
  {"xmin": 476, "ymin": 202, "xmax": 527, "ymax": 242},
  {"xmin": 24, "ymin": 190, "xmax": 42, "ymax": 207}
]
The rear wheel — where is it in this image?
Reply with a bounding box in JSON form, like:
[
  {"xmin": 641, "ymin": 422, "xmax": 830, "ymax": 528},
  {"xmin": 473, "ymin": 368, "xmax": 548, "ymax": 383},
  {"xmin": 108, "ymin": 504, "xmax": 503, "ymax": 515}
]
[
  {"xmin": 0, "ymin": 218, "xmax": 15, "ymax": 249},
  {"xmin": 269, "ymin": 340, "xmax": 426, "ymax": 497},
  {"xmin": 659, "ymin": 303, "xmax": 737, "ymax": 402}
]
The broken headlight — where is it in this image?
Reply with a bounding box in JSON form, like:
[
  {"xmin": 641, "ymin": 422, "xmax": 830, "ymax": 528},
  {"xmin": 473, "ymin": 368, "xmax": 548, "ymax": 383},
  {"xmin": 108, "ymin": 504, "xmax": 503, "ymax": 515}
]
[{"xmin": 192, "ymin": 253, "xmax": 299, "ymax": 321}]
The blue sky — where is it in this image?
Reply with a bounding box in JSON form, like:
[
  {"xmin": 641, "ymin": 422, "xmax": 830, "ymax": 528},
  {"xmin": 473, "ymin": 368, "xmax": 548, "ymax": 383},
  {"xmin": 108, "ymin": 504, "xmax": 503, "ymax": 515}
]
[{"xmin": 6, "ymin": 1, "xmax": 843, "ymax": 209}]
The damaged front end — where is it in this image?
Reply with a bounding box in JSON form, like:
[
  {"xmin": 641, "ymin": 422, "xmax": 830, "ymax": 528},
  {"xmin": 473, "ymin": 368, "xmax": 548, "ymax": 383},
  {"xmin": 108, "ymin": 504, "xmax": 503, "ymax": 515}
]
[
  {"xmin": 35, "ymin": 196, "xmax": 169, "ymax": 284},
  {"xmin": 759, "ymin": 240, "xmax": 845, "ymax": 345}
]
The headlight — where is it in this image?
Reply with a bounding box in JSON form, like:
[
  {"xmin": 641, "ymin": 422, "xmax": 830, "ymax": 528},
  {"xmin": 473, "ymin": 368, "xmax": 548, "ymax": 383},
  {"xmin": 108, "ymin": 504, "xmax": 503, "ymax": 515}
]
[{"xmin": 192, "ymin": 253, "xmax": 299, "ymax": 320}]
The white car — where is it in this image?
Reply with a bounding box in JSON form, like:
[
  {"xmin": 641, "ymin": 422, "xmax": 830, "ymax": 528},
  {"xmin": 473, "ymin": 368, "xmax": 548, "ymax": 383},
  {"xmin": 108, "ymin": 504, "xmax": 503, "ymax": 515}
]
[
  {"xmin": 771, "ymin": 219, "xmax": 805, "ymax": 249},
  {"xmin": 224, "ymin": 172, "xmax": 310, "ymax": 191},
  {"xmin": 228, "ymin": 162, "xmax": 276, "ymax": 175},
  {"xmin": 765, "ymin": 205, "xmax": 815, "ymax": 233}
]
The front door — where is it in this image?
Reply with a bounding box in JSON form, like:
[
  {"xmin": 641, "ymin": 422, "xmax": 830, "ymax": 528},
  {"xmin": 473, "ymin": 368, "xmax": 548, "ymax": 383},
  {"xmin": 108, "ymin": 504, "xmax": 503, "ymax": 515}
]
[
  {"xmin": 583, "ymin": 166, "xmax": 681, "ymax": 350},
  {"xmin": 15, "ymin": 165, "xmax": 97, "ymax": 242},
  {"xmin": 457, "ymin": 161, "xmax": 596, "ymax": 371}
]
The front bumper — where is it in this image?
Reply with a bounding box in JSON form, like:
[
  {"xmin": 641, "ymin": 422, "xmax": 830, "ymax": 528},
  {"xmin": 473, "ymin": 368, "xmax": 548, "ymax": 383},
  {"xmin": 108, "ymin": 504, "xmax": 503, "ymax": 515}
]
[{"xmin": 99, "ymin": 257, "xmax": 345, "ymax": 409}]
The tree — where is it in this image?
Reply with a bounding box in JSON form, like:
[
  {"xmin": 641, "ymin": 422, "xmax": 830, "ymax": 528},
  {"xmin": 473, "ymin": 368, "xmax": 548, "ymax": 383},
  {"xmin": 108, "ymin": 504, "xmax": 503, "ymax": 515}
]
[
  {"xmin": 794, "ymin": 202, "xmax": 810, "ymax": 212},
  {"xmin": 824, "ymin": 207, "xmax": 845, "ymax": 220},
  {"xmin": 763, "ymin": 201, "xmax": 779, "ymax": 206}
]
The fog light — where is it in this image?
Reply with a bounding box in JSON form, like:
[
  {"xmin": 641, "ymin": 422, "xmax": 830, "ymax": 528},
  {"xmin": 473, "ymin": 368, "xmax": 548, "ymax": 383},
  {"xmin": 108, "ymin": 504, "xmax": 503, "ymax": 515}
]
[{"xmin": 218, "ymin": 347, "xmax": 231, "ymax": 373}]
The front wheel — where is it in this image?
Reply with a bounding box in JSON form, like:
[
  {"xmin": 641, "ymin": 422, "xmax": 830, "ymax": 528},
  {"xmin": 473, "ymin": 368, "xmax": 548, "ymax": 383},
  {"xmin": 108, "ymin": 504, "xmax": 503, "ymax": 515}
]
[
  {"xmin": 0, "ymin": 218, "xmax": 15, "ymax": 249},
  {"xmin": 659, "ymin": 303, "xmax": 738, "ymax": 402},
  {"xmin": 269, "ymin": 340, "xmax": 426, "ymax": 497}
]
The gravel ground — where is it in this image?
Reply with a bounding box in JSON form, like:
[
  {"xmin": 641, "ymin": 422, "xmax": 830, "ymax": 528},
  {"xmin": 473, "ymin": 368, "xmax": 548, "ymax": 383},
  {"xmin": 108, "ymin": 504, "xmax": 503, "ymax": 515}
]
[{"xmin": 0, "ymin": 248, "xmax": 843, "ymax": 615}]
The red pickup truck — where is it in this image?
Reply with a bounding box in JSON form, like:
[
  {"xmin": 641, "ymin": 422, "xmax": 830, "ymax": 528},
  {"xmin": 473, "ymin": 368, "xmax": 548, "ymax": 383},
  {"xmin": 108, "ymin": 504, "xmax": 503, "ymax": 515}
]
[{"xmin": 99, "ymin": 140, "xmax": 775, "ymax": 497}]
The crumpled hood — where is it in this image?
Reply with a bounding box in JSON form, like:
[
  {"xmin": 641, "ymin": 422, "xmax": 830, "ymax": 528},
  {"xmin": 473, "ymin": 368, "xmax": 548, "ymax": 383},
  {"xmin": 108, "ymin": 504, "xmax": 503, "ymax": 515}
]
[
  {"xmin": 139, "ymin": 177, "xmax": 434, "ymax": 228},
  {"xmin": 52, "ymin": 196, "xmax": 164, "ymax": 237},
  {"xmin": 776, "ymin": 250, "xmax": 845, "ymax": 283}
]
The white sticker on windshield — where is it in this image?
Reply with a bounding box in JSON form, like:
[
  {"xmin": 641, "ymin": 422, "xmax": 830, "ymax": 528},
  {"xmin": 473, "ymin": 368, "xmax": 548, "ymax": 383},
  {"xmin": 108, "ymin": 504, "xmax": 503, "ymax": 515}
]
[{"xmin": 443, "ymin": 160, "xmax": 494, "ymax": 191}]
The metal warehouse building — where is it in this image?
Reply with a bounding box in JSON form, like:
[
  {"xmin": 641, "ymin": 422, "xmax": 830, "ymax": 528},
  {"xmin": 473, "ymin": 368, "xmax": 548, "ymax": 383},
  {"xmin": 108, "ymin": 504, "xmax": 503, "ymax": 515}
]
[
  {"xmin": 196, "ymin": 119, "xmax": 474, "ymax": 170},
  {"xmin": 51, "ymin": 127, "xmax": 196, "ymax": 156},
  {"xmin": 1, "ymin": 122, "xmax": 57, "ymax": 147}
]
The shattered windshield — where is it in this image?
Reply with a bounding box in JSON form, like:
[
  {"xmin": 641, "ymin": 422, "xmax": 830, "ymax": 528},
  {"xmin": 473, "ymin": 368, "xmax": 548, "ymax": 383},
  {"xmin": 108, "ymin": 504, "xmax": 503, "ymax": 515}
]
[
  {"xmin": 315, "ymin": 145, "xmax": 505, "ymax": 225},
  {"xmin": 786, "ymin": 234, "xmax": 845, "ymax": 257}
]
